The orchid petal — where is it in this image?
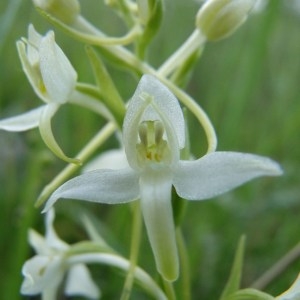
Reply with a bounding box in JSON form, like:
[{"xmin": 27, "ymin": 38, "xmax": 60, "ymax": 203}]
[
  {"xmin": 39, "ymin": 31, "xmax": 77, "ymax": 104},
  {"xmin": 123, "ymin": 75, "xmax": 184, "ymax": 169},
  {"xmin": 173, "ymin": 152, "xmax": 283, "ymax": 200},
  {"xmin": 43, "ymin": 168, "xmax": 139, "ymax": 212},
  {"xmin": 0, "ymin": 106, "xmax": 44, "ymax": 131},
  {"xmin": 28, "ymin": 229, "xmax": 49, "ymax": 255},
  {"xmin": 82, "ymin": 148, "xmax": 129, "ymax": 172},
  {"xmin": 45, "ymin": 209, "xmax": 69, "ymax": 251},
  {"xmin": 140, "ymin": 169, "xmax": 179, "ymax": 281},
  {"xmin": 39, "ymin": 103, "xmax": 80, "ymax": 164},
  {"xmin": 27, "ymin": 24, "xmax": 42, "ymax": 65},
  {"xmin": 65, "ymin": 264, "xmax": 100, "ymax": 299},
  {"xmin": 16, "ymin": 40, "xmax": 48, "ymax": 103},
  {"xmin": 276, "ymin": 273, "xmax": 300, "ymax": 300},
  {"xmin": 21, "ymin": 255, "xmax": 63, "ymax": 295}
]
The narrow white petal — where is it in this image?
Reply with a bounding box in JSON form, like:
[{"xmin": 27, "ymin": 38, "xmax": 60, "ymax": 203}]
[
  {"xmin": 27, "ymin": 24, "xmax": 42, "ymax": 65},
  {"xmin": 39, "ymin": 103, "xmax": 80, "ymax": 164},
  {"xmin": 65, "ymin": 264, "xmax": 100, "ymax": 299},
  {"xmin": 276, "ymin": 273, "xmax": 300, "ymax": 300},
  {"xmin": 17, "ymin": 40, "xmax": 49, "ymax": 103},
  {"xmin": 43, "ymin": 168, "xmax": 139, "ymax": 212},
  {"xmin": 173, "ymin": 152, "xmax": 283, "ymax": 200},
  {"xmin": 21, "ymin": 255, "xmax": 62, "ymax": 295},
  {"xmin": 39, "ymin": 31, "xmax": 77, "ymax": 104},
  {"xmin": 140, "ymin": 170, "xmax": 179, "ymax": 281},
  {"xmin": 0, "ymin": 106, "xmax": 44, "ymax": 131}
]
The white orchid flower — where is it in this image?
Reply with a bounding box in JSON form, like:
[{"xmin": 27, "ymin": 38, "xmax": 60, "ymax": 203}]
[
  {"xmin": 0, "ymin": 24, "xmax": 110, "ymax": 163},
  {"xmin": 21, "ymin": 209, "xmax": 100, "ymax": 299},
  {"xmin": 43, "ymin": 75, "xmax": 282, "ymax": 282}
]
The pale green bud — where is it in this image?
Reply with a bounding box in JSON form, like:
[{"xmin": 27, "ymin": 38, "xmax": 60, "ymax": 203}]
[
  {"xmin": 196, "ymin": 0, "xmax": 255, "ymax": 41},
  {"xmin": 32, "ymin": 0, "xmax": 80, "ymax": 24}
]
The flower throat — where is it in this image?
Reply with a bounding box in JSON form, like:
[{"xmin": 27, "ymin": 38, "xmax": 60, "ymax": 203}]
[{"xmin": 136, "ymin": 120, "xmax": 171, "ymax": 167}]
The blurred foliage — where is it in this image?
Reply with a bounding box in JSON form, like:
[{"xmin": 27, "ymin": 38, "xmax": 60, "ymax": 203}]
[{"xmin": 0, "ymin": 0, "xmax": 300, "ymax": 299}]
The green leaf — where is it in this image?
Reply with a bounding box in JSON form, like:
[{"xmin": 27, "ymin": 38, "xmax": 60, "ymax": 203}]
[
  {"xmin": 220, "ymin": 235, "xmax": 246, "ymax": 300},
  {"xmin": 85, "ymin": 46, "xmax": 126, "ymax": 128},
  {"xmin": 137, "ymin": 0, "xmax": 163, "ymax": 59}
]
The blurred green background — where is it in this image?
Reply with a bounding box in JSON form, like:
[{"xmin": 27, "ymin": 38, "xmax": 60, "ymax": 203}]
[{"xmin": 0, "ymin": 0, "xmax": 300, "ymax": 299}]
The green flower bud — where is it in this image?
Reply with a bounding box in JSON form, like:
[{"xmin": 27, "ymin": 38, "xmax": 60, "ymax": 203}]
[
  {"xmin": 33, "ymin": 0, "xmax": 80, "ymax": 24},
  {"xmin": 196, "ymin": 0, "xmax": 255, "ymax": 41}
]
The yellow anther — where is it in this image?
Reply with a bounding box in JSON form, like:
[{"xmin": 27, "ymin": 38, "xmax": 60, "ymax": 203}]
[{"xmin": 136, "ymin": 120, "xmax": 171, "ymax": 166}]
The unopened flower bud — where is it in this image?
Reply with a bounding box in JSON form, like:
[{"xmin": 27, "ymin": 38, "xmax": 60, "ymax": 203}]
[
  {"xmin": 196, "ymin": 0, "xmax": 255, "ymax": 41},
  {"xmin": 33, "ymin": 0, "xmax": 80, "ymax": 24}
]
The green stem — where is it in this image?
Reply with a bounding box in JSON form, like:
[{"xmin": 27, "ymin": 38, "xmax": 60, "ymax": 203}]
[
  {"xmin": 160, "ymin": 78, "xmax": 217, "ymax": 153},
  {"xmin": 39, "ymin": 10, "xmax": 141, "ymax": 46},
  {"xmin": 158, "ymin": 29, "xmax": 206, "ymax": 78},
  {"xmin": 35, "ymin": 122, "xmax": 116, "ymax": 208},
  {"xmin": 162, "ymin": 279, "xmax": 177, "ymax": 300},
  {"xmin": 176, "ymin": 228, "xmax": 191, "ymax": 300},
  {"xmin": 120, "ymin": 201, "xmax": 143, "ymax": 300},
  {"xmin": 250, "ymin": 240, "xmax": 300, "ymax": 290},
  {"xmin": 68, "ymin": 253, "xmax": 168, "ymax": 299}
]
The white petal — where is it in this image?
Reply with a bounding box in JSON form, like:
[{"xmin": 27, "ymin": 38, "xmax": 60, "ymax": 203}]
[
  {"xmin": 173, "ymin": 152, "xmax": 283, "ymax": 200},
  {"xmin": 27, "ymin": 24, "xmax": 42, "ymax": 65},
  {"xmin": 276, "ymin": 273, "xmax": 300, "ymax": 300},
  {"xmin": 0, "ymin": 106, "xmax": 44, "ymax": 131},
  {"xmin": 39, "ymin": 103, "xmax": 80, "ymax": 164},
  {"xmin": 21, "ymin": 255, "xmax": 63, "ymax": 295},
  {"xmin": 65, "ymin": 264, "xmax": 100, "ymax": 299},
  {"xmin": 43, "ymin": 168, "xmax": 139, "ymax": 212},
  {"xmin": 17, "ymin": 40, "xmax": 48, "ymax": 103},
  {"xmin": 140, "ymin": 169, "xmax": 179, "ymax": 281},
  {"xmin": 39, "ymin": 31, "xmax": 77, "ymax": 104},
  {"xmin": 82, "ymin": 148, "xmax": 129, "ymax": 172},
  {"xmin": 45, "ymin": 208, "xmax": 69, "ymax": 251},
  {"xmin": 123, "ymin": 75, "xmax": 185, "ymax": 169},
  {"xmin": 28, "ymin": 229, "xmax": 49, "ymax": 255}
]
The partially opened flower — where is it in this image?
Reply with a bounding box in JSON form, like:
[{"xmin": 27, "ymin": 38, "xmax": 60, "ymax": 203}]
[
  {"xmin": 0, "ymin": 24, "xmax": 78, "ymax": 162},
  {"xmin": 43, "ymin": 74, "xmax": 282, "ymax": 281},
  {"xmin": 0, "ymin": 24, "xmax": 110, "ymax": 163},
  {"xmin": 21, "ymin": 209, "xmax": 100, "ymax": 299}
]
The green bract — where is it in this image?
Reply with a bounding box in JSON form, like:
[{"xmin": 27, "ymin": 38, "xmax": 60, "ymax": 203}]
[{"xmin": 43, "ymin": 75, "xmax": 282, "ymax": 282}]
